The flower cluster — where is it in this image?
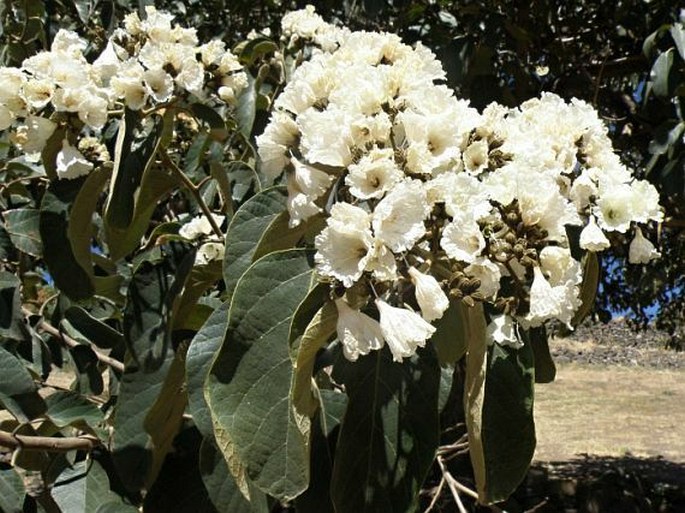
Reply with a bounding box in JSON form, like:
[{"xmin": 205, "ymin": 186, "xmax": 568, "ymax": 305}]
[
  {"xmin": 257, "ymin": 7, "xmax": 663, "ymax": 362},
  {"xmin": 0, "ymin": 7, "xmax": 246, "ymax": 180}
]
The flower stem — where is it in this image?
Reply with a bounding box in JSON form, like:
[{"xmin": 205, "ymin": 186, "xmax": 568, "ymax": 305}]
[{"xmin": 160, "ymin": 152, "xmax": 223, "ymax": 238}]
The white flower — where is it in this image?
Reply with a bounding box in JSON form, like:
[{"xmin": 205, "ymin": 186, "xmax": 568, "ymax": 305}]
[
  {"xmin": 594, "ymin": 184, "xmax": 636, "ymax": 232},
  {"xmin": 463, "ymin": 139, "xmax": 489, "ymax": 174},
  {"xmin": 528, "ymin": 266, "xmax": 561, "ymax": 324},
  {"xmin": 486, "ymin": 315, "xmax": 521, "ymax": 349},
  {"xmin": 375, "ymin": 299, "xmax": 435, "ymax": 362},
  {"xmin": 579, "ymin": 216, "xmax": 610, "ymax": 252},
  {"xmin": 11, "ymin": 116, "xmax": 55, "ymax": 154},
  {"xmin": 78, "ymin": 91, "xmax": 109, "ymax": 130},
  {"xmin": 440, "ymin": 216, "xmax": 485, "ymax": 264},
  {"xmin": 51, "ymin": 30, "xmax": 87, "ymax": 56},
  {"xmin": 256, "ymin": 112, "xmax": 299, "ymax": 182},
  {"xmin": 372, "ymin": 180, "xmax": 429, "ymax": 253},
  {"xmin": 517, "ymin": 174, "xmax": 581, "ymax": 241},
  {"xmin": 628, "ymin": 227, "xmax": 660, "ymax": 264},
  {"xmin": 21, "ymin": 78, "xmax": 54, "ymax": 110},
  {"xmin": 314, "ymin": 203, "xmax": 373, "ymax": 287},
  {"xmin": 0, "ymin": 68, "xmax": 26, "ymax": 104},
  {"xmin": 539, "ymin": 246, "xmax": 582, "ymax": 286},
  {"xmin": 335, "ymin": 299, "xmax": 385, "ymax": 361},
  {"xmin": 178, "ymin": 214, "xmax": 224, "ymax": 240},
  {"xmin": 0, "ymin": 105, "xmax": 14, "ymax": 131},
  {"xmin": 144, "ymin": 68, "xmax": 174, "ymax": 103},
  {"xmin": 286, "ymin": 157, "xmax": 334, "ymax": 227},
  {"xmin": 111, "ymin": 61, "xmax": 148, "ymax": 110},
  {"xmin": 408, "ymin": 267, "xmax": 449, "ymax": 321},
  {"xmin": 298, "ymin": 107, "xmax": 354, "ymax": 167},
  {"xmin": 93, "ymin": 41, "xmax": 122, "ymax": 83},
  {"xmin": 464, "ymin": 257, "xmax": 501, "ymax": 299},
  {"xmin": 365, "ymin": 241, "xmax": 398, "ymax": 282},
  {"xmin": 345, "ymin": 147, "xmax": 403, "ymax": 200},
  {"xmin": 176, "ymin": 60, "xmax": 205, "ymax": 95},
  {"xmin": 56, "ymin": 139, "xmax": 93, "ymax": 180},
  {"xmin": 195, "ymin": 242, "xmax": 225, "ymax": 265}
]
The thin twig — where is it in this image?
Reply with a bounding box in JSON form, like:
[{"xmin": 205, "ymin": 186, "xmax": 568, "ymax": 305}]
[
  {"xmin": 438, "ymin": 457, "xmax": 468, "ymax": 513},
  {"xmin": 424, "ymin": 476, "xmax": 446, "ymax": 513},
  {"xmin": 160, "ymin": 152, "xmax": 224, "ymax": 238},
  {"xmin": 0, "ymin": 430, "xmax": 101, "ymax": 452},
  {"xmin": 24, "ymin": 308, "xmax": 125, "ymax": 373}
]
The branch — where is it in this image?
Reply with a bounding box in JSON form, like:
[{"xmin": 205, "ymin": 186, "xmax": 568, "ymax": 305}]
[
  {"xmin": 160, "ymin": 152, "xmax": 224, "ymax": 239},
  {"xmin": 0, "ymin": 430, "xmax": 101, "ymax": 453},
  {"xmin": 25, "ymin": 309, "xmax": 125, "ymax": 373}
]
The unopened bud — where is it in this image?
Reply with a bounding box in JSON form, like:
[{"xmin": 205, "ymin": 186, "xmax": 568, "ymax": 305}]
[
  {"xmin": 449, "ymin": 288, "xmax": 464, "ymax": 300},
  {"xmin": 520, "ymin": 255, "xmax": 537, "ymax": 267},
  {"xmin": 462, "ymin": 296, "xmax": 475, "ymax": 308},
  {"xmin": 505, "ymin": 232, "xmax": 517, "ymax": 245},
  {"xmin": 513, "ymin": 243, "xmax": 525, "ymax": 257}
]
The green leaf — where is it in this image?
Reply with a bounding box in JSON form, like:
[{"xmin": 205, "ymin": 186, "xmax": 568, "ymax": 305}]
[
  {"xmin": 190, "ymin": 103, "xmax": 228, "ymax": 141},
  {"xmin": 111, "ymin": 351, "xmax": 174, "ymax": 492},
  {"xmin": 670, "ymin": 23, "xmax": 685, "ymax": 60},
  {"xmin": 291, "ymin": 299, "xmax": 337, "ymax": 417},
  {"xmin": 223, "ymin": 186, "xmax": 306, "ymax": 300},
  {"xmin": 199, "ymin": 438, "xmax": 269, "ymax": 513},
  {"xmin": 3, "ymin": 208, "xmax": 42, "ymax": 257},
  {"xmin": 187, "ymin": 300, "xmax": 230, "ymax": 438},
  {"xmin": 0, "ymin": 271, "xmax": 23, "ymax": 339},
  {"xmin": 293, "ymin": 390, "xmax": 347, "ymax": 513},
  {"xmin": 44, "ymin": 391, "xmax": 104, "ymax": 430},
  {"xmin": 40, "ymin": 178, "xmax": 94, "ymax": 300},
  {"xmin": 463, "ymin": 303, "xmax": 488, "ymax": 501},
  {"xmin": 571, "ymin": 252, "xmax": 600, "ymax": 327},
  {"xmin": 143, "ymin": 345, "xmax": 188, "ymax": 485},
  {"xmin": 106, "ymin": 165, "xmax": 179, "ymax": 261},
  {"xmin": 330, "ymin": 348, "xmax": 441, "ymax": 513},
  {"xmin": 69, "ymin": 0, "xmax": 93, "ymax": 25},
  {"xmin": 206, "ymin": 249, "xmax": 315, "ymax": 500},
  {"xmin": 67, "ymin": 166, "xmax": 110, "ymax": 278},
  {"xmin": 650, "ymin": 48, "xmax": 675, "ymax": 97},
  {"xmin": 105, "ymin": 110, "xmax": 163, "ymax": 230},
  {"xmin": 123, "ymin": 244, "xmax": 193, "ymax": 371},
  {"xmin": 0, "ymin": 465, "xmax": 25, "ymax": 513},
  {"xmin": 527, "ymin": 326, "xmax": 556, "ymax": 384},
  {"xmin": 64, "ymin": 306, "xmax": 124, "ymax": 350},
  {"xmin": 173, "ymin": 259, "xmax": 223, "ymax": 332},
  {"xmin": 236, "ymin": 73, "xmax": 257, "ymax": 139},
  {"xmin": 238, "ymin": 37, "xmax": 278, "ymax": 65},
  {"xmin": 53, "ymin": 460, "xmax": 135, "ymax": 513},
  {"xmin": 0, "ymin": 345, "xmax": 45, "ymax": 422},
  {"xmin": 430, "ymin": 299, "xmax": 468, "ymax": 366},
  {"xmin": 479, "ymin": 341, "xmax": 536, "ymax": 503},
  {"xmin": 41, "ymin": 126, "xmax": 67, "ymax": 181}
]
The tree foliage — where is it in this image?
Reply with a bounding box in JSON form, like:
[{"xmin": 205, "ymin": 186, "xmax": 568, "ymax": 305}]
[{"xmin": 0, "ymin": 2, "xmax": 682, "ymax": 513}]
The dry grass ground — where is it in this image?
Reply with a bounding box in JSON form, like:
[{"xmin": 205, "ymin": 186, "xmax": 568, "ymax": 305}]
[{"xmin": 534, "ymin": 363, "xmax": 685, "ymax": 463}]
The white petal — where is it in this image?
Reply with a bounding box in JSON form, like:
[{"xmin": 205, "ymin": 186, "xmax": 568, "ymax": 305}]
[
  {"xmin": 335, "ymin": 299, "xmax": 384, "ymax": 361},
  {"xmin": 56, "ymin": 139, "xmax": 93, "ymax": 180},
  {"xmin": 408, "ymin": 267, "xmax": 449, "ymax": 321},
  {"xmin": 375, "ymin": 299, "xmax": 435, "ymax": 362},
  {"xmin": 628, "ymin": 227, "xmax": 660, "ymax": 264},
  {"xmin": 579, "ymin": 216, "xmax": 610, "ymax": 252},
  {"xmin": 486, "ymin": 315, "xmax": 522, "ymax": 349}
]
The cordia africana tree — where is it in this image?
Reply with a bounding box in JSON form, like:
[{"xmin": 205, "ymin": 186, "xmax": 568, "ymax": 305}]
[{"xmin": 0, "ymin": 4, "xmax": 670, "ymax": 513}]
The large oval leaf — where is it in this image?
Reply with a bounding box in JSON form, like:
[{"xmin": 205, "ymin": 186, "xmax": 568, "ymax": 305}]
[
  {"xmin": 206, "ymin": 249, "xmax": 315, "ymax": 500},
  {"xmin": 330, "ymin": 348, "xmax": 441, "ymax": 513},
  {"xmin": 39, "ymin": 177, "xmax": 94, "ymax": 300},
  {"xmin": 222, "ymin": 186, "xmax": 307, "ymax": 301}
]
